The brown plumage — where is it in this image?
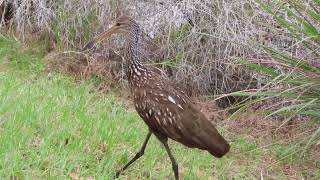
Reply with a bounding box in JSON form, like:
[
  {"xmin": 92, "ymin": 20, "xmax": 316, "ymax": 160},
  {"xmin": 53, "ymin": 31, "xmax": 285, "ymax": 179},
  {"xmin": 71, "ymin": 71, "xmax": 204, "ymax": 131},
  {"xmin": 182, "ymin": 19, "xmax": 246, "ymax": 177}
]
[{"xmin": 83, "ymin": 15, "xmax": 230, "ymax": 179}]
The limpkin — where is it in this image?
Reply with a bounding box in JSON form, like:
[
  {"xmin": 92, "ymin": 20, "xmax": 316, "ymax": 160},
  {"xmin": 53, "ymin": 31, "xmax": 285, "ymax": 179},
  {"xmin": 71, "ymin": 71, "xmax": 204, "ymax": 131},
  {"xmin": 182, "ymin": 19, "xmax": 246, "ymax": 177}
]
[{"xmin": 83, "ymin": 16, "xmax": 230, "ymax": 179}]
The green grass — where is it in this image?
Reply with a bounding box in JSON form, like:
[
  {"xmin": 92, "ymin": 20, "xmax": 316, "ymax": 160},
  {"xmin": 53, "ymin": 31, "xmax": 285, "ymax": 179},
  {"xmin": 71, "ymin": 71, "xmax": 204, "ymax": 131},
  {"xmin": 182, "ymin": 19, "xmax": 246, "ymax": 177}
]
[
  {"xmin": 0, "ymin": 36, "xmax": 225, "ymax": 179},
  {"xmin": 0, "ymin": 35, "xmax": 318, "ymax": 179}
]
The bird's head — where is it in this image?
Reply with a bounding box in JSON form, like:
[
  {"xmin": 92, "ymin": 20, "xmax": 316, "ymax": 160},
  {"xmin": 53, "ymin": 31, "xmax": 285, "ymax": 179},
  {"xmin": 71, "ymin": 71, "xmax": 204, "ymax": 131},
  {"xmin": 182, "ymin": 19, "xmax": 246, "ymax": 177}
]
[{"xmin": 82, "ymin": 15, "xmax": 136, "ymax": 50}]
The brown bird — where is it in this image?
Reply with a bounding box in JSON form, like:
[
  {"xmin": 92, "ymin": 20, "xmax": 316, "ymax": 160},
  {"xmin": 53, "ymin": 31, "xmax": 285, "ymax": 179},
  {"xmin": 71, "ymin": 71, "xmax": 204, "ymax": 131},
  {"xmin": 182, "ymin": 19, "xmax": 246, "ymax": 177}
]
[{"xmin": 83, "ymin": 15, "xmax": 230, "ymax": 179}]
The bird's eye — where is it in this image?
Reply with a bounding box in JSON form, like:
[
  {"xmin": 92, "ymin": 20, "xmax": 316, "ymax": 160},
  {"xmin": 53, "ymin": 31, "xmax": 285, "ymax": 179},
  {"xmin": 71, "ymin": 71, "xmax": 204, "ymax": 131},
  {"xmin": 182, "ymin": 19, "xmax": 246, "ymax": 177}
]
[{"xmin": 115, "ymin": 23, "xmax": 121, "ymax": 26}]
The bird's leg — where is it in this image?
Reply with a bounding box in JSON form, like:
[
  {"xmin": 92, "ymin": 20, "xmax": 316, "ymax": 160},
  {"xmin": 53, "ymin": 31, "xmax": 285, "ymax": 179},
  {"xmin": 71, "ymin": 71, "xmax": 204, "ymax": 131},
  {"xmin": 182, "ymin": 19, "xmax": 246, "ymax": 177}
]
[
  {"xmin": 163, "ymin": 142, "xmax": 179, "ymax": 180},
  {"xmin": 115, "ymin": 131, "xmax": 152, "ymax": 178}
]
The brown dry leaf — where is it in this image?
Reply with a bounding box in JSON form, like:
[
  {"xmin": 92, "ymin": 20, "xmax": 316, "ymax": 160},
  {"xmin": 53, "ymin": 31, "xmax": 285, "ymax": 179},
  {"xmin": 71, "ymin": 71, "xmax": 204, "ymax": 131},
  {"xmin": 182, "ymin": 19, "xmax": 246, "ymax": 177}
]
[
  {"xmin": 30, "ymin": 134, "xmax": 44, "ymax": 149},
  {"xmin": 70, "ymin": 165, "xmax": 81, "ymax": 180},
  {"xmin": 95, "ymin": 143, "xmax": 108, "ymax": 161},
  {"xmin": 70, "ymin": 172, "xmax": 79, "ymax": 180},
  {"xmin": 70, "ymin": 171, "xmax": 95, "ymax": 180}
]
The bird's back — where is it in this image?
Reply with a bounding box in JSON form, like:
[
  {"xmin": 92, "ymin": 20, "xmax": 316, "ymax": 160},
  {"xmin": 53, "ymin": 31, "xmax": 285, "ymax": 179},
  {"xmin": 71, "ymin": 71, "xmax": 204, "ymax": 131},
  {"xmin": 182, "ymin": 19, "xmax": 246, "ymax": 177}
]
[{"xmin": 132, "ymin": 71, "xmax": 230, "ymax": 157}]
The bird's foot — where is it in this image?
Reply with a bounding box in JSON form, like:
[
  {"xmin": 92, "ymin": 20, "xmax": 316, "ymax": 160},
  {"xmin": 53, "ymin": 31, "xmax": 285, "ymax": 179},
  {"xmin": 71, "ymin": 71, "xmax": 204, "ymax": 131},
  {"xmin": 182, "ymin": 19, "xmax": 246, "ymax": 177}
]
[{"xmin": 113, "ymin": 171, "xmax": 122, "ymax": 179}]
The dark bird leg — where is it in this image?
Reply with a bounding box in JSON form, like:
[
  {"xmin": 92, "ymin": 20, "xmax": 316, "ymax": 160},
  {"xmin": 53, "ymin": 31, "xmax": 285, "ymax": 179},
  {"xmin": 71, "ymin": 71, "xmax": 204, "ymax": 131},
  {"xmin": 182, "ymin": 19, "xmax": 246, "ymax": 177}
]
[
  {"xmin": 115, "ymin": 131, "xmax": 152, "ymax": 178},
  {"xmin": 163, "ymin": 141, "xmax": 179, "ymax": 180}
]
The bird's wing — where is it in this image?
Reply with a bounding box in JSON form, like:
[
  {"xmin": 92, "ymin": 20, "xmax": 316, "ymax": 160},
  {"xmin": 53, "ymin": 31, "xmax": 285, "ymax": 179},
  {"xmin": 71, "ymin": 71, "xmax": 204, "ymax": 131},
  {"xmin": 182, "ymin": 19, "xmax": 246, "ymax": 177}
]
[{"xmin": 136, "ymin": 83, "xmax": 229, "ymax": 157}]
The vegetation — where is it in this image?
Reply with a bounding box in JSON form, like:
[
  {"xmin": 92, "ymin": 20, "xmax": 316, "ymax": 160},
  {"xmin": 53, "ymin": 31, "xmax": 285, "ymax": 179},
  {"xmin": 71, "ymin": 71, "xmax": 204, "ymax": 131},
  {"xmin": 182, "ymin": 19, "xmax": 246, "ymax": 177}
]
[
  {"xmin": 0, "ymin": 34, "xmax": 319, "ymax": 179},
  {"xmin": 0, "ymin": 0, "xmax": 319, "ymax": 179},
  {"xmin": 0, "ymin": 36, "xmax": 220, "ymax": 179},
  {"xmin": 239, "ymin": 0, "xmax": 320, "ymax": 117},
  {"xmin": 1, "ymin": 0, "xmax": 275, "ymax": 96},
  {"xmin": 232, "ymin": 0, "xmax": 320, "ymax": 149}
]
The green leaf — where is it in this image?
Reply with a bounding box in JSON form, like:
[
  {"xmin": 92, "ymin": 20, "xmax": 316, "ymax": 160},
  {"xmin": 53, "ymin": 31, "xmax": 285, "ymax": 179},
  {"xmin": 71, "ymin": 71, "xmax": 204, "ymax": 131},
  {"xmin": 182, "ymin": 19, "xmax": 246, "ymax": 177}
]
[
  {"xmin": 314, "ymin": 0, "xmax": 320, "ymax": 7},
  {"xmin": 298, "ymin": 110, "xmax": 320, "ymax": 117},
  {"xmin": 302, "ymin": 21, "xmax": 320, "ymax": 38},
  {"xmin": 307, "ymin": 10, "xmax": 320, "ymax": 23},
  {"xmin": 240, "ymin": 60, "xmax": 280, "ymax": 78},
  {"xmin": 232, "ymin": 91, "xmax": 299, "ymax": 99},
  {"xmin": 274, "ymin": 16, "xmax": 294, "ymax": 31},
  {"xmin": 267, "ymin": 99, "xmax": 317, "ymax": 117},
  {"xmin": 263, "ymin": 46, "xmax": 320, "ymax": 74}
]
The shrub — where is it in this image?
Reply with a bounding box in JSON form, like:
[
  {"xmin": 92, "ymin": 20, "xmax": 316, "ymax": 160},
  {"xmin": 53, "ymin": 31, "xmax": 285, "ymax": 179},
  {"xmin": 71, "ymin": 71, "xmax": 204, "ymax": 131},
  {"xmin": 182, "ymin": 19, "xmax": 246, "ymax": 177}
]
[{"xmin": 3, "ymin": 0, "xmax": 317, "ymax": 107}]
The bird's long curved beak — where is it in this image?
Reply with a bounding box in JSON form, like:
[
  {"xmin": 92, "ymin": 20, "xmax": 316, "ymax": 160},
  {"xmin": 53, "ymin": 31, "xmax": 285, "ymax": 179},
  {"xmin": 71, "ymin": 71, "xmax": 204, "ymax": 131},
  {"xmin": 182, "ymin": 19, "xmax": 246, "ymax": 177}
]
[{"xmin": 82, "ymin": 25, "xmax": 119, "ymax": 51}]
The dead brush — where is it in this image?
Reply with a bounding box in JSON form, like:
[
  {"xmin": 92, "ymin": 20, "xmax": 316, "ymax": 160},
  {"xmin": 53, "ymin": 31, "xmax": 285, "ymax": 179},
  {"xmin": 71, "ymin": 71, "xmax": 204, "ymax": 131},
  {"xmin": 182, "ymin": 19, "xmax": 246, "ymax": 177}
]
[
  {"xmin": 3, "ymin": 0, "xmax": 311, "ymax": 108},
  {"xmin": 0, "ymin": 0, "xmax": 13, "ymax": 28},
  {"xmin": 44, "ymin": 47, "xmax": 125, "ymax": 92}
]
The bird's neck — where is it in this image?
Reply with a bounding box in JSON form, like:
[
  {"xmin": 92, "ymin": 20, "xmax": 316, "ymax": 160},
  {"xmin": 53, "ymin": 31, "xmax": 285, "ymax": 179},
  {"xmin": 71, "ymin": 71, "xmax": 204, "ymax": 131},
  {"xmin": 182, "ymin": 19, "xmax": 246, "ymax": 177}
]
[{"xmin": 127, "ymin": 26, "xmax": 148, "ymax": 86}]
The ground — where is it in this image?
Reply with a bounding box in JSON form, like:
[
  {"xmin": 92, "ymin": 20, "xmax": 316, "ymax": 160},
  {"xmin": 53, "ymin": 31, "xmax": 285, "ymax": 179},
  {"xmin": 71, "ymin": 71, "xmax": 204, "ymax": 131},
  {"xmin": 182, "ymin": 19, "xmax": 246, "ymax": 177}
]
[{"xmin": 0, "ymin": 36, "xmax": 319, "ymax": 179}]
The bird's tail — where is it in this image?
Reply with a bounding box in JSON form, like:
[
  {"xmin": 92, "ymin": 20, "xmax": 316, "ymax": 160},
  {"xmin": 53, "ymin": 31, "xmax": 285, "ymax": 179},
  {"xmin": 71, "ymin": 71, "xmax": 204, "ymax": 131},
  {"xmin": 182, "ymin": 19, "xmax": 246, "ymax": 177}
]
[
  {"xmin": 207, "ymin": 133, "xmax": 230, "ymax": 158},
  {"xmin": 198, "ymin": 122, "xmax": 230, "ymax": 158}
]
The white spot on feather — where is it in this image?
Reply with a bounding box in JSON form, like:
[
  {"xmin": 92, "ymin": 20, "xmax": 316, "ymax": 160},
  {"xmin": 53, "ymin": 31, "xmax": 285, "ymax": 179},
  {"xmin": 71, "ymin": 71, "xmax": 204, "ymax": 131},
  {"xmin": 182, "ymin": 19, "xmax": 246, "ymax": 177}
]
[
  {"xmin": 168, "ymin": 96, "xmax": 176, "ymax": 104},
  {"xmin": 168, "ymin": 117, "xmax": 173, "ymax": 124},
  {"xmin": 155, "ymin": 116, "xmax": 161, "ymax": 124},
  {"xmin": 137, "ymin": 66, "xmax": 145, "ymax": 72},
  {"xmin": 163, "ymin": 118, "xmax": 167, "ymax": 125},
  {"xmin": 178, "ymin": 104, "xmax": 184, "ymax": 110},
  {"xmin": 133, "ymin": 68, "xmax": 140, "ymax": 76}
]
